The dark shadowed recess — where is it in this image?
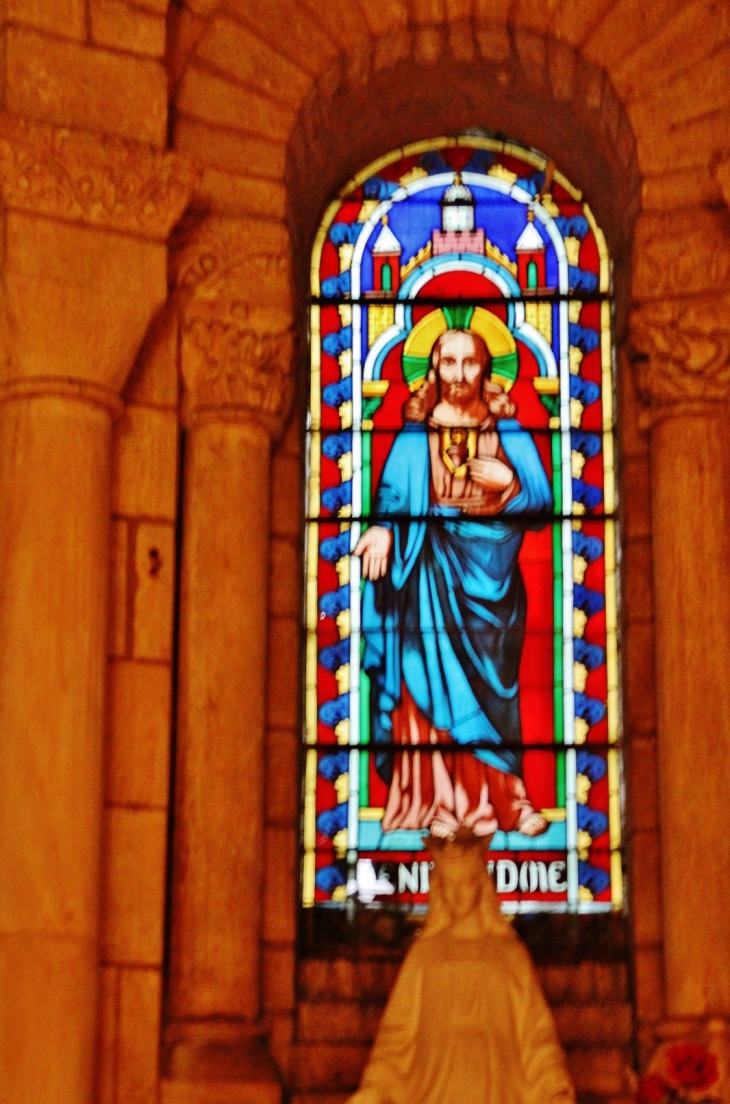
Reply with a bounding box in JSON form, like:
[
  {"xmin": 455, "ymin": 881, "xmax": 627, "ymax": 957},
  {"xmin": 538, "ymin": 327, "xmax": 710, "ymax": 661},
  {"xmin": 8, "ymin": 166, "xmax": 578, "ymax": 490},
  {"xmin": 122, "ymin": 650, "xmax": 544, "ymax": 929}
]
[
  {"xmin": 286, "ymin": 41, "xmax": 640, "ymax": 335},
  {"xmin": 300, "ymin": 903, "xmax": 629, "ymax": 965}
]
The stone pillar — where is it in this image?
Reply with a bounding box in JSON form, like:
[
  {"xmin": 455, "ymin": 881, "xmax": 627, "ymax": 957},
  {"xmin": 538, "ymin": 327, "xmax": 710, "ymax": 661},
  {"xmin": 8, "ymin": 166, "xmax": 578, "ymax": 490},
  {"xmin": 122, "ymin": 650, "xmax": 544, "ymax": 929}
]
[
  {"xmin": 630, "ymin": 288, "xmax": 730, "ymax": 1075},
  {"xmin": 164, "ymin": 219, "xmax": 294, "ymax": 1101},
  {"xmin": 0, "ymin": 115, "xmax": 194, "ymax": 1104}
]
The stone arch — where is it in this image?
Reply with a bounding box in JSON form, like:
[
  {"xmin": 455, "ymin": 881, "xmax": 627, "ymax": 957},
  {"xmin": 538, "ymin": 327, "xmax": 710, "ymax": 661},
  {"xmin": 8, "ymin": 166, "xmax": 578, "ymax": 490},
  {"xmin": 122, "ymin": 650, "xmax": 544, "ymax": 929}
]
[{"xmin": 286, "ymin": 33, "xmax": 639, "ymax": 319}]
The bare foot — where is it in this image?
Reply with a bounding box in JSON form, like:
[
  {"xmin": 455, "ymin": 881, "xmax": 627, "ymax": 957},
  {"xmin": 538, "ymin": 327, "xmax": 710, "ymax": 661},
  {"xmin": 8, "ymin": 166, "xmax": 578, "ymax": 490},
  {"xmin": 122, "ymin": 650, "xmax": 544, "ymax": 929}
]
[{"xmin": 516, "ymin": 810, "xmax": 548, "ymax": 837}]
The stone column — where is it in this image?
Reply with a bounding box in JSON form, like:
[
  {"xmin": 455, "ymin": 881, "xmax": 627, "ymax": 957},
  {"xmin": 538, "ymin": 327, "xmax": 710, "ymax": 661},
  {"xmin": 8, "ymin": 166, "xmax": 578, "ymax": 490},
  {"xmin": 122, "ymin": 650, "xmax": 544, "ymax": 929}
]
[
  {"xmin": 630, "ymin": 287, "xmax": 730, "ymax": 1072},
  {"xmin": 0, "ymin": 115, "xmax": 194, "ymax": 1104},
  {"xmin": 165, "ymin": 219, "xmax": 294, "ymax": 1100}
]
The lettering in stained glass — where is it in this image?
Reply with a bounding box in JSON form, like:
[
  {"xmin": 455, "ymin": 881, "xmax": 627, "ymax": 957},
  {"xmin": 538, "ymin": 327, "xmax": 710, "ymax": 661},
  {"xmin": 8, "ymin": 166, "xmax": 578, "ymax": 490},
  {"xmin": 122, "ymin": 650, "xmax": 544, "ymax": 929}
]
[{"xmin": 303, "ymin": 136, "xmax": 621, "ymax": 914}]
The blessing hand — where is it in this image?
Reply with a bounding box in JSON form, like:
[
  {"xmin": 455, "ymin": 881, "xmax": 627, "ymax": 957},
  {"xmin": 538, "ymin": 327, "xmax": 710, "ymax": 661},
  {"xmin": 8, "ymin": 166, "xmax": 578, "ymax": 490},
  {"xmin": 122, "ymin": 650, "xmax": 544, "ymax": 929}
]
[
  {"xmin": 353, "ymin": 526, "xmax": 392, "ymax": 581},
  {"xmin": 467, "ymin": 457, "xmax": 514, "ymax": 491}
]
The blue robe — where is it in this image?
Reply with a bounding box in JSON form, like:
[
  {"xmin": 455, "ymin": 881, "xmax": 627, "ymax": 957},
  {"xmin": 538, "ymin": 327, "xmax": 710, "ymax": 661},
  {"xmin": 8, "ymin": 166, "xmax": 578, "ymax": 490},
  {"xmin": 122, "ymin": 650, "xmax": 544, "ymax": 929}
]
[{"xmin": 362, "ymin": 420, "xmax": 553, "ymax": 782}]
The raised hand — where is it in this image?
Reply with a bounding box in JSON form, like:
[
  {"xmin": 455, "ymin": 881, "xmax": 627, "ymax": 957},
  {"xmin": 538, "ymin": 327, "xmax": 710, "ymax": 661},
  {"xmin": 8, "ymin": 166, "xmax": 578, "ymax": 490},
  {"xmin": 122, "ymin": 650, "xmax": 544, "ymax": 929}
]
[
  {"xmin": 467, "ymin": 456, "xmax": 514, "ymax": 491},
  {"xmin": 353, "ymin": 526, "xmax": 393, "ymax": 581}
]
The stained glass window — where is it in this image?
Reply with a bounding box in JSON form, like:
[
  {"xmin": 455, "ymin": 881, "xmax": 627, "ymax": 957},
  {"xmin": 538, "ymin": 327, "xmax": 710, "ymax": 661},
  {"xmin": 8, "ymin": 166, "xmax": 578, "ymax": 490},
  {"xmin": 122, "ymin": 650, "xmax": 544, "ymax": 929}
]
[{"xmin": 302, "ymin": 137, "xmax": 621, "ymax": 915}]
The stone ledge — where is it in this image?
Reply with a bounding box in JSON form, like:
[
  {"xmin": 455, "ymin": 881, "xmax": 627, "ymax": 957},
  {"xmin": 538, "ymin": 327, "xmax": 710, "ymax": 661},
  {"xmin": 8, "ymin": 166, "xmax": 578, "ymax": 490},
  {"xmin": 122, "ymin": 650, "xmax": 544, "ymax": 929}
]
[
  {"xmin": 160, "ymin": 1081, "xmax": 282, "ymax": 1104},
  {"xmin": 0, "ymin": 112, "xmax": 198, "ymax": 239}
]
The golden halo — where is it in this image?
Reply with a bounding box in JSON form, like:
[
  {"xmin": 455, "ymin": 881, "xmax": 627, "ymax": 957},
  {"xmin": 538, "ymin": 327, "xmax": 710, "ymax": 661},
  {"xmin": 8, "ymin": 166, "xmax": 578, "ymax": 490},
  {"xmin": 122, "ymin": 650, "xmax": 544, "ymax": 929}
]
[{"xmin": 402, "ymin": 305, "xmax": 519, "ymax": 391}]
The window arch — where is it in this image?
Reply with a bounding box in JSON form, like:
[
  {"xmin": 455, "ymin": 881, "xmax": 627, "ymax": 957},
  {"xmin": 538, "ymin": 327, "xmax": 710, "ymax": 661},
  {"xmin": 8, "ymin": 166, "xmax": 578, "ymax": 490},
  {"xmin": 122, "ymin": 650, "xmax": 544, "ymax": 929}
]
[{"xmin": 303, "ymin": 136, "xmax": 620, "ymax": 916}]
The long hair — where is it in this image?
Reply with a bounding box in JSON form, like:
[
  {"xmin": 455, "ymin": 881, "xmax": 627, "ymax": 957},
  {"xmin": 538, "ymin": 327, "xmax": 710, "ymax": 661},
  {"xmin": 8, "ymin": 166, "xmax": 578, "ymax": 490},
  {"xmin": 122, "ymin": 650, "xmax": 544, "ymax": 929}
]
[{"xmin": 404, "ymin": 330, "xmax": 516, "ymax": 423}]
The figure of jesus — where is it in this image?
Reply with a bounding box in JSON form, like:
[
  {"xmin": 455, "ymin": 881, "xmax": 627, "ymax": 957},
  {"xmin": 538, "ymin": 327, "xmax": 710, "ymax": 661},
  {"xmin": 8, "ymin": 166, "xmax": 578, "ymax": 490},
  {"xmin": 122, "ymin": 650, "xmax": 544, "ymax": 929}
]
[{"xmin": 355, "ymin": 328, "xmax": 553, "ymax": 839}]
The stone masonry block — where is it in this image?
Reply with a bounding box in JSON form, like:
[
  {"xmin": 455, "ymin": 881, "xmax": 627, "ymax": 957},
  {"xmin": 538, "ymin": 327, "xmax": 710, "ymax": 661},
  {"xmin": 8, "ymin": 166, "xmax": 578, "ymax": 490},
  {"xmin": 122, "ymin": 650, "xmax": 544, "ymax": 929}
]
[
  {"xmin": 411, "ymin": 0, "xmax": 445, "ymax": 24},
  {"xmin": 268, "ymin": 1010, "xmax": 295, "ymax": 1080},
  {"xmin": 102, "ymin": 806, "xmax": 167, "ymax": 965},
  {"xmin": 266, "ymin": 617, "xmax": 300, "ymax": 729},
  {"xmin": 5, "ymin": 27, "xmax": 167, "ymax": 145},
  {"xmin": 582, "ymin": 0, "xmax": 687, "ymax": 73},
  {"xmin": 278, "ymin": 413, "xmax": 302, "ymax": 458},
  {"xmin": 266, "ymin": 727, "xmax": 299, "ymax": 827},
  {"xmin": 124, "ymin": 308, "xmax": 179, "ymax": 410},
  {"xmin": 263, "ymin": 826, "xmax": 298, "ymax": 944},
  {"xmin": 359, "ymin": 0, "xmax": 409, "ymax": 36},
  {"xmin": 592, "ymin": 963, "xmax": 630, "ymax": 1002},
  {"xmin": 177, "ymin": 65, "xmax": 295, "ymax": 141},
  {"xmin": 373, "ymin": 28, "xmax": 413, "ymax": 72},
  {"xmin": 623, "ymin": 619, "xmax": 657, "ymax": 736},
  {"xmin": 5, "ymin": 0, "xmax": 85, "ymax": 38},
  {"xmin": 621, "ymin": 457, "xmax": 652, "ymax": 542},
  {"xmin": 90, "ymin": 0, "xmax": 166, "ymax": 57},
  {"xmin": 106, "ymin": 659, "xmax": 172, "ymax": 809},
  {"xmin": 296, "ymin": 1000, "xmax": 383, "ymax": 1044},
  {"xmin": 224, "ymin": 0, "xmax": 337, "ymax": 76},
  {"xmin": 195, "ymin": 16, "xmax": 312, "ymax": 108},
  {"xmin": 551, "ymin": 0, "xmax": 613, "ymax": 47},
  {"xmin": 448, "ymin": 19, "xmax": 475, "ymax": 62},
  {"xmin": 98, "ymin": 965, "xmax": 119, "ymax": 1104},
  {"xmin": 263, "ymin": 944, "xmax": 296, "ymax": 1013},
  {"xmin": 116, "ymin": 967, "xmax": 162, "ymax": 1104},
  {"xmin": 622, "ymin": 537, "xmax": 654, "ymax": 623},
  {"xmin": 641, "ymin": 166, "xmax": 719, "ymax": 216},
  {"xmin": 547, "ymin": 38, "xmax": 577, "ymax": 102},
  {"xmin": 132, "ymin": 521, "xmax": 176, "ymax": 662},
  {"xmin": 192, "ymin": 168, "xmax": 287, "ymax": 221},
  {"xmin": 5, "ymin": 212, "xmax": 167, "ymax": 391},
  {"xmin": 445, "ymin": 0, "xmax": 472, "ymax": 20},
  {"xmin": 618, "ymin": 352, "xmax": 649, "ymax": 461},
  {"xmin": 112, "ymin": 407, "xmax": 178, "ymax": 520},
  {"xmin": 553, "ymin": 1002, "xmax": 632, "ymax": 1047},
  {"xmin": 513, "ymin": 28, "xmax": 548, "ymax": 89},
  {"xmin": 290, "ymin": 1043, "xmax": 369, "ymax": 1092},
  {"xmin": 638, "ymin": 110, "xmax": 730, "ymax": 177},
  {"xmin": 270, "ymin": 453, "xmax": 302, "ymax": 538},
  {"xmin": 297, "ymin": 958, "xmax": 400, "ymax": 1002},
  {"xmin": 298, "ymin": 0, "xmax": 373, "ymax": 48},
  {"xmin": 634, "ymin": 945, "xmax": 664, "ymax": 1024},
  {"xmin": 109, "ymin": 518, "xmax": 129, "ymax": 659},
  {"xmin": 566, "ymin": 1046, "xmax": 627, "ymax": 1096},
  {"xmin": 474, "ymin": 22, "xmax": 512, "ymax": 63},
  {"xmin": 174, "ymin": 116, "xmax": 287, "ymax": 181},
  {"xmin": 414, "ymin": 24, "xmax": 446, "ymax": 64},
  {"xmin": 627, "ymin": 735, "xmax": 660, "ymax": 833},
  {"xmin": 268, "ymin": 538, "xmax": 300, "ymax": 619},
  {"xmin": 630, "ymin": 828, "xmax": 664, "ymax": 947},
  {"xmin": 473, "ymin": 0, "xmax": 512, "ymax": 25},
  {"xmin": 627, "ymin": 42, "xmax": 730, "ymax": 135}
]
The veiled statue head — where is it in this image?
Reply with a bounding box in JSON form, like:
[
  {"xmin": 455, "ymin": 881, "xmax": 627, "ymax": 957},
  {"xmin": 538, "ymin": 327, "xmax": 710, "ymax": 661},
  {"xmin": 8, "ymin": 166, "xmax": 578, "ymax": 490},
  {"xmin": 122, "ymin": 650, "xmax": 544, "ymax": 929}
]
[{"xmin": 423, "ymin": 827, "xmax": 513, "ymax": 939}]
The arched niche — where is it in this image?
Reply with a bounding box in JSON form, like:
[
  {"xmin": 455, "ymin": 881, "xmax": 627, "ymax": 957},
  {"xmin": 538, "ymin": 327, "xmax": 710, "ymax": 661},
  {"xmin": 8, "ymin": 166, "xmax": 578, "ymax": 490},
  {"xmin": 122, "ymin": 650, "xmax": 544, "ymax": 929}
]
[{"xmin": 286, "ymin": 41, "xmax": 640, "ymax": 334}]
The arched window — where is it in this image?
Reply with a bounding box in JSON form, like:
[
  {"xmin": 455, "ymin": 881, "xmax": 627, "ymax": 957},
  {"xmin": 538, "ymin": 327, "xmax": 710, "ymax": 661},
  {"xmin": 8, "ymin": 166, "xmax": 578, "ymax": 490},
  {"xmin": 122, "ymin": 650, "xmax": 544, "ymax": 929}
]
[{"xmin": 303, "ymin": 137, "xmax": 620, "ymax": 917}]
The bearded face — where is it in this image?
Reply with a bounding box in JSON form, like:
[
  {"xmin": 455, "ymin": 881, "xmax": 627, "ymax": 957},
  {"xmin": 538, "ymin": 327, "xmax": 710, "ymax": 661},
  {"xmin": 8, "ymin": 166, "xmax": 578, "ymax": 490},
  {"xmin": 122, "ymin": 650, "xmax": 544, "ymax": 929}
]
[{"xmin": 433, "ymin": 331, "xmax": 490, "ymax": 410}]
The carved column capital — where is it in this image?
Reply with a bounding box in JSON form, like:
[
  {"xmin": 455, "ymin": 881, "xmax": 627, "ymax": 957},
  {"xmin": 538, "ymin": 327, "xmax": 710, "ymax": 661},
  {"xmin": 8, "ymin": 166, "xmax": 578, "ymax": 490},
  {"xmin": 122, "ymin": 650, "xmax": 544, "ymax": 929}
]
[
  {"xmin": 174, "ymin": 217, "xmax": 295, "ymax": 434},
  {"xmin": 629, "ymin": 301, "xmax": 730, "ymax": 428},
  {"xmin": 0, "ymin": 112, "xmax": 198, "ymax": 239},
  {"xmin": 180, "ymin": 305, "xmax": 295, "ymax": 432}
]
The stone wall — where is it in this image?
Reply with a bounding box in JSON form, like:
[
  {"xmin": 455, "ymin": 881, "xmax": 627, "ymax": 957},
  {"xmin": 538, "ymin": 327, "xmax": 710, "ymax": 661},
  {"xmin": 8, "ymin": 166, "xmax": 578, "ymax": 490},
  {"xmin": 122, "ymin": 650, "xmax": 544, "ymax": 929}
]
[{"xmin": 1, "ymin": 1, "xmax": 730, "ymax": 1102}]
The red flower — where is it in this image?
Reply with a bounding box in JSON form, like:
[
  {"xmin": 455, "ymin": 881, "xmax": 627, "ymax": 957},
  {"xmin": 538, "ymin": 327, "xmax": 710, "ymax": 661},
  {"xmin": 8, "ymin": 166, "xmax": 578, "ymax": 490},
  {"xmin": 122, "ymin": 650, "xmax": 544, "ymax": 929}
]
[
  {"xmin": 636, "ymin": 1072, "xmax": 670, "ymax": 1104},
  {"xmin": 666, "ymin": 1043, "xmax": 719, "ymax": 1092}
]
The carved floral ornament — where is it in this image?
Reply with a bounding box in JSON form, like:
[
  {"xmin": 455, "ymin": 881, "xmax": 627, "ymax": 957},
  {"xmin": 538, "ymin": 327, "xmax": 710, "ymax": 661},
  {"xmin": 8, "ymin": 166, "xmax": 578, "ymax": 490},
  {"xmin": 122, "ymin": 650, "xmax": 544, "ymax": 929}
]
[
  {"xmin": 0, "ymin": 113, "xmax": 198, "ymax": 239},
  {"xmin": 180, "ymin": 306, "xmax": 295, "ymax": 431},
  {"xmin": 174, "ymin": 218, "xmax": 295, "ymax": 431},
  {"xmin": 629, "ymin": 305, "xmax": 730, "ymax": 422}
]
